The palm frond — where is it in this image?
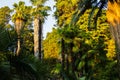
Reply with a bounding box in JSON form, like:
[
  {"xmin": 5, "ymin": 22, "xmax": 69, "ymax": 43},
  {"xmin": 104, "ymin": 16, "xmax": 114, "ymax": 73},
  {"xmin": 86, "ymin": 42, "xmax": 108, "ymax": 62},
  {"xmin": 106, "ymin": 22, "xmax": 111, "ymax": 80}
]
[
  {"xmin": 0, "ymin": 62, "xmax": 12, "ymax": 80},
  {"xmin": 71, "ymin": 0, "xmax": 107, "ymax": 28},
  {"xmin": 30, "ymin": 0, "xmax": 48, "ymax": 6},
  {"xmin": 0, "ymin": 26, "xmax": 17, "ymax": 54},
  {"xmin": 9, "ymin": 54, "xmax": 49, "ymax": 80},
  {"xmin": 0, "ymin": 28, "xmax": 11, "ymax": 51},
  {"xmin": 88, "ymin": 1, "xmax": 100, "ymax": 29}
]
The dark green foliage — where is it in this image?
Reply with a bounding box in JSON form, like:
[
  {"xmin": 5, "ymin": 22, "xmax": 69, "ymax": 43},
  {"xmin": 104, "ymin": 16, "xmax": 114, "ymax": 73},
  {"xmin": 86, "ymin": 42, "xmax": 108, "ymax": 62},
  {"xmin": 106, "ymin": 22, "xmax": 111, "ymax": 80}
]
[
  {"xmin": 0, "ymin": 25, "xmax": 17, "ymax": 61},
  {"xmin": 0, "ymin": 23, "xmax": 56, "ymax": 80},
  {"xmin": 94, "ymin": 61, "xmax": 118, "ymax": 80},
  {"xmin": 21, "ymin": 28, "xmax": 34, "ymax": 54},
  {"xmin": 0, "ymin": 54, "xmax": 51, "ymax": 80}
]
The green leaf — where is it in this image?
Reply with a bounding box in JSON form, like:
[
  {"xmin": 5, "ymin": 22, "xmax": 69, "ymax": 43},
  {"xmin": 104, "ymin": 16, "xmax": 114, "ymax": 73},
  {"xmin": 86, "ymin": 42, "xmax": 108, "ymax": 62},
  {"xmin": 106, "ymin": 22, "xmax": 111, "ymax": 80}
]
[
  {"xmin": 78, "ymin": 76, "xmax": 86, "ymax": 80},
  {"xmin": 77, "ymin": 61, "xmax": 85, "ymax": 70}
]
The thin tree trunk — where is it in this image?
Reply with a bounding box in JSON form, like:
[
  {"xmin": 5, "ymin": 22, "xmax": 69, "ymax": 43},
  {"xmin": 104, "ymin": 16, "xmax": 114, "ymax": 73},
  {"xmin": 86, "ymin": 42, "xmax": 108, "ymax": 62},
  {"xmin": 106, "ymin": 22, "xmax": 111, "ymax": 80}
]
[
  {"xmin": 70, "ymin": 42, "xmax": 74, "ymax": 72},
  {"xmin": 15, "ymin": 19, "xmax": 23, "ymax": 55},
  {"xmin": 66, "ymin": 53, "xmax": 69, "ymax": 73},
  {"xmin": 61, "ymin": 38, "xmax": 65, "ymax": 80},
  {"xmin": 70, "ymin": 42, "xmax": 77, "ymax": 79},
  {"xmin": 16, "ymin": 37, "xmax": 21, "ymax": 56},
  {"xmin": 39, "ymin": 19, "xmax": 42, "ymax": 60},
  {"xmin": 34, "ymin": 18, "xmax": 42, "ymax": 59}
]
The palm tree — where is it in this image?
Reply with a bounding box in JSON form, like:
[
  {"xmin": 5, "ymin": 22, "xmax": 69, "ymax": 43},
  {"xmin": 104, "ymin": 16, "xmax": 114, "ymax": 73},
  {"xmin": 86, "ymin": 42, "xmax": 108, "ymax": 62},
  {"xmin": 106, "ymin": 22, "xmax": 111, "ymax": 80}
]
[
  {"xmin": 12, "ymin": 1, "xmax": 30, "ymax": 56},
  {"xmin": 0, "ymin": 7, "xmax": 48, "ymax": 80},
  {"xmin": 30, "ymin": 0, "xmax": 50, "ymax": 59}
]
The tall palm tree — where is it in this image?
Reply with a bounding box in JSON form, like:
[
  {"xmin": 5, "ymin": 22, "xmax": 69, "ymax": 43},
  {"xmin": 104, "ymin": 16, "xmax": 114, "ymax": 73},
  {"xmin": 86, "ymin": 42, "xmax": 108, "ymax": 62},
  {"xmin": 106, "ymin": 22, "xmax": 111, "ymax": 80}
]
[
  {"xmin": 12, "ymin": 1, "xmax": 31, "ymax": 56},
  {"xmin": 30, "ymin": 0, "xmax": 50, "ymax": 59}
]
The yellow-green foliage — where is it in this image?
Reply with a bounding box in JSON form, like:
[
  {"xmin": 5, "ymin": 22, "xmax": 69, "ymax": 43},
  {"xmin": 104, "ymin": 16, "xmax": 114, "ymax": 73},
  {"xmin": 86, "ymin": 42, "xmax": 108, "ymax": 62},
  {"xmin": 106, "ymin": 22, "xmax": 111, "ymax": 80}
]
[
  {"xmin": 43, "ymin": 28, "xmax": 60, "ymax": 59},
  {"xmin": 55, "ymin": 0, "xmax": 79, "ymax": 26},
  {"xmin": 55, "ymin": 0, "xmax": 116, "ymax": 60},
  {"xmin": 105, "ymin": 39, "xmax": 116, "ymax": 60},
  {"xmin": 22, "ymin": 28, "xmax": 34, "ymax": 53},
  {"xmin": 0, "ymin": 6, "xmax": 11, "ymax": 27},
  {"xmin": 77, "ymin": 9, "xmax": 116, "ymax": 60}
]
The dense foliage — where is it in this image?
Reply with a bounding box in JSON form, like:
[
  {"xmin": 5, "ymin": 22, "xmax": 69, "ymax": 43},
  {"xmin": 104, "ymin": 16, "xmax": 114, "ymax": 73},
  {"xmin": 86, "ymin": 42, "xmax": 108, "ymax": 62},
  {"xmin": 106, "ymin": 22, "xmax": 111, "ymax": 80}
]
[
  {"xmin": 43, "ymin": 28, "xmax": 60, "ymax": 59},
  {"xmin": 0, "ymin": 0, "xmax": 119, "ymax": 80}
]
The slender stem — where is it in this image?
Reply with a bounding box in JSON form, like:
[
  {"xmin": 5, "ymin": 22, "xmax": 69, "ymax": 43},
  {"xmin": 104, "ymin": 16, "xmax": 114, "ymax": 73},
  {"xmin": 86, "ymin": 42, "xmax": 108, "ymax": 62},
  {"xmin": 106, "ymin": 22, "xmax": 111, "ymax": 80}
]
[
  {"xmin": 16, "ymin": 36, "xmax": 21, "ymax": 56},
  {"xmin": 61, "ymin": 38, "xmax": 65, "ymax": 80}
]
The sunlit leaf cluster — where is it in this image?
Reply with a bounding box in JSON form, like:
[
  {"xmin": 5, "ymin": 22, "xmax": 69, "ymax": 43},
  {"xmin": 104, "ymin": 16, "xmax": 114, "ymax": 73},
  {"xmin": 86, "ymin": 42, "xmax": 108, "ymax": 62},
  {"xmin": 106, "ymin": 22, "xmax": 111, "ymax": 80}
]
[
  {"xmin": 55, "ymin": 0, "xmax": 79, "ymax": 26},
  {"xmin": 43, "ymin": 28, "xmax": 60, "ymax": 59},
  {"xmin": 0, "ymin": 6, "xmax": 11, "ymax": 27}
]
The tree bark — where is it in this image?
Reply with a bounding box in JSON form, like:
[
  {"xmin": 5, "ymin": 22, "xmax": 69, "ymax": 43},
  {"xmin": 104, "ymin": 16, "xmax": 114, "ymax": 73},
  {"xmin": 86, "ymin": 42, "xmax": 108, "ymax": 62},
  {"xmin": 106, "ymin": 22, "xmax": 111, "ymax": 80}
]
[
  {"xmin": 109, "ymin": 24, "xmax": 120, "ymax": 78},
  {"xmin": 16, "ymin": 37, "xmax": 21, "ymax": 56},
  {"xmin": 107, "ymin": 1, "xmax": 120, "ymax": 78},
  {"xmin": 15, "ymin": 19, "xmax": 23, "ymax": 55},
  {"xmin": 34, "ymin": 17, "xmax": 42, "ymax": 59}
]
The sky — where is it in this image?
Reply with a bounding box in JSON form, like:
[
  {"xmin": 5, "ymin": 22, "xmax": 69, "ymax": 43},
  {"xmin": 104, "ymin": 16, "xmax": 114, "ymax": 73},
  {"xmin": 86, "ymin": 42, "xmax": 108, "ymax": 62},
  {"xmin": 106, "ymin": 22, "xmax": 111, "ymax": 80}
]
[{"xmin": 0, "ymin": 0, "xmax": 56, "ymax": 38}]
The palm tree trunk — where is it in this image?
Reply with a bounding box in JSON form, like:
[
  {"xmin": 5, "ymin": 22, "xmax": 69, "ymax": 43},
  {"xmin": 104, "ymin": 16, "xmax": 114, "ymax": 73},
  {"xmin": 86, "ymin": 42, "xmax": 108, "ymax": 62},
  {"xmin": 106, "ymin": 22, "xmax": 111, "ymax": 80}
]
[
  {"xmin": 15, "ymin": 19, "xmax": 23, "ymax": 55},
  {"xmin": 109, "ymin": 24, "xmax": 120, "ymax": 78},
  {"xmin": 34, "ymin": 18, "xmax": 42, "ymax": 59},
  {"xmin": 16, "ymin": 37, "xmax": 21, "ymax": 56},
  {"xmin": 107, "ymin": 1, "xmax": 120, "ymax": 78}
]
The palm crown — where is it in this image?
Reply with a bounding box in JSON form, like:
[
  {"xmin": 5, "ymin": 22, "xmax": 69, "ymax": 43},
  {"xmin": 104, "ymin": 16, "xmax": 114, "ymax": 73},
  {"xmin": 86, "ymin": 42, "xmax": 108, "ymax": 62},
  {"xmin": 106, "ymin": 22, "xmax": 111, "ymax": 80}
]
[{"xmin": 30, "ymin": 0, "xmax": 50, "ymax": 21}]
